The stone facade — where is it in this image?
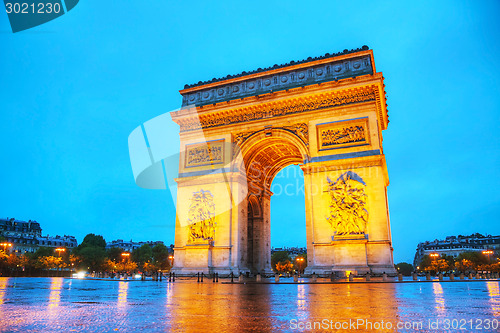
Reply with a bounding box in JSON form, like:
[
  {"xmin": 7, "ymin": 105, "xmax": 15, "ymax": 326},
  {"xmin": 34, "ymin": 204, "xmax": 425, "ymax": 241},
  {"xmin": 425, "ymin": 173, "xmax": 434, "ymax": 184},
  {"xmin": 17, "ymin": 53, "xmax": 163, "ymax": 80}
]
[
  {"xmin": 0, "ymin": 218, "xmax": 77, "ymax": 254},
  {"xmin": 170, "ymin": 47, "xmax": 396, "ymax": 276}
]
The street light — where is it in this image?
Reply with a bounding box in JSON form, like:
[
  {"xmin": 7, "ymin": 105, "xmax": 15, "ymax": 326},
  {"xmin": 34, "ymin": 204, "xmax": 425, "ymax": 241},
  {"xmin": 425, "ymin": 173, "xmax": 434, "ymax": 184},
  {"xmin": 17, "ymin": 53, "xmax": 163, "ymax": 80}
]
[
  {"xmin": 121, "ymin": 252, "xmax": 130, "ymax": 261},
  {"xmin": 168, "ymin": 255, "xmax": 174, "ymax": 268},
  {"xmin": 0, "ymin": 242, "xmax": 12, "ymax": 253},
  {"xmin": 482, "ymin": 250, "xmax": 494, "ymax": 263},
  {"xmin": 296, "ymin": 257, "xmax": 305, "ymax": 276},
  {"xmin": 55, "ymin": 248, "xmax": 66, "ymax": 257}
]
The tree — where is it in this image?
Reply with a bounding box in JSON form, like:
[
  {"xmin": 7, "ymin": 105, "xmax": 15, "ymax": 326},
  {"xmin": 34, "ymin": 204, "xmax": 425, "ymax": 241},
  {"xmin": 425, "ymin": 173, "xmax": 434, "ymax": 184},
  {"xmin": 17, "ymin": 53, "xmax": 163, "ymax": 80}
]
[
  {"xmin": 293, "ymin": 254, "xmax": 308, "ymax": 274},
  {"xmin": 271, "ymin": 251, "xmax": 291, "ymax": 272},
  {"xmin": 107, "ymin": 247, "xmax": 124, "ymax": 262},
  {"xmin": 456, "ymin": 251, "xmax": 488, "ymax": 268},
  {"xmin": 152, "ymin": 244, "xmax": 170, "ymax": 271},
  {"xmin": 276, "ymin": 260, "xmax": 294, "ymax": 274},
  {"xmin": 132, "ymin": 244, "xmax": 153, "ymax": 271},
  {"xmin": 78, "ymin": 234, "xmax": 106, "ymax": 249},
  {"xmin": 116, "ymin": 260, "xmax": 137, "ymax": 273},
  {"xmin": 77, "ymin": 246, "xmax": 106, "ymax": 271},
  {"xmin": 32, "ymin": 247, "xmax": 55, "ymax": 259},
  {"xmin": 395, "ymin": 262, "xmax": 413, "ymax": 276},
  {"xmin": 73, "ymin": 234, "xmax": 107, "ymax": 271}
]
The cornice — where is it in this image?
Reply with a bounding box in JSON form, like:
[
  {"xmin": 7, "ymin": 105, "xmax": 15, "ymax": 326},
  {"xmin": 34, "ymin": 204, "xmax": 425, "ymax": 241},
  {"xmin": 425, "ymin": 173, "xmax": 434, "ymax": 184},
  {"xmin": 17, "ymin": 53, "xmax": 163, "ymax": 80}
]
[
  {"xmin": 179, "ymin": 50, "xmax": 374, "ymax": 107},
  {"xmin": 171, "ymin": 78, "xmax": 388, "ymax": 132}
]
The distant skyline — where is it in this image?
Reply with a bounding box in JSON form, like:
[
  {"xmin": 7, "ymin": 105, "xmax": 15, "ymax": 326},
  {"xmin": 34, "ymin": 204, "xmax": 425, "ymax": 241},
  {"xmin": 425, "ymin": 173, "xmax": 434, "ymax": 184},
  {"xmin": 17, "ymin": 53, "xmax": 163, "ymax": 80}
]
[{"xmin": 1, "ymin": 1, "xmax": 499, "ymax": 263}]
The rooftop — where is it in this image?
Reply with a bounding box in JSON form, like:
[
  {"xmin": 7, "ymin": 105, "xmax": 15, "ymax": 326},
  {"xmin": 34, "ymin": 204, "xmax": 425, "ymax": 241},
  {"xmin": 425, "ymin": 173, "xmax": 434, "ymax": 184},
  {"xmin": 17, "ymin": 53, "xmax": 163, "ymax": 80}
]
[{"xmin": 183, "ymin": 45, "xmax": 370, "ymax": 89}]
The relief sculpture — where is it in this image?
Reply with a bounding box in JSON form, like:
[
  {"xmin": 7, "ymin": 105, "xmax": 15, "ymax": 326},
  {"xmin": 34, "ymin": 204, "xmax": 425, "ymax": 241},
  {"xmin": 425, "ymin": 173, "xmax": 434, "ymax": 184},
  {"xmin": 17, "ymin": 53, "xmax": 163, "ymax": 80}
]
[
  {"xmin": 326, "ymin": 171, "xmax": 368, "ymax": 236},
  {"xmin": 187, "ymin": 190, "xmax": 216, "ymax": 244},
  {"xmin": 185, "ymin": 140, "xmax": 224, "ymax": 168},
  {"xmin": 321, "ymin": 125, "xmax": 365, "ymax": 147}
]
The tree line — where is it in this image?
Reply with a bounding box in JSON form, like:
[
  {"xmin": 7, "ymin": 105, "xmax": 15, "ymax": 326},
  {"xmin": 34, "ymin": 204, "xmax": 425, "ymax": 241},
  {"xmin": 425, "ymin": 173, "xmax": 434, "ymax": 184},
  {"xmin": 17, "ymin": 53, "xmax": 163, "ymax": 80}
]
[
  {"xmin": 416, "ymin": 251, "xmax": 499, "ymax": 274},
  {"xmin": 271, "ymin": 251, "xmax": 307, "ymax": 274},
  {"xmin": 0, "ymin": 233, "xmax": 172, "ymax": 277}
]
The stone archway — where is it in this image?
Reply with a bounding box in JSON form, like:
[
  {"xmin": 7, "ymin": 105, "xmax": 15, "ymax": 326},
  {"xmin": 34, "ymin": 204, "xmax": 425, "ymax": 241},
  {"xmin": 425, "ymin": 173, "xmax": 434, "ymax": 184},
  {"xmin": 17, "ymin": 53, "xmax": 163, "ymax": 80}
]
[
  {"xmin": 168, "ymin": 47, "xmax": 397, "ymax": 276},
  {"xmin": 238, "ymin": 130, "xmax": 308, "ymax": 274}
]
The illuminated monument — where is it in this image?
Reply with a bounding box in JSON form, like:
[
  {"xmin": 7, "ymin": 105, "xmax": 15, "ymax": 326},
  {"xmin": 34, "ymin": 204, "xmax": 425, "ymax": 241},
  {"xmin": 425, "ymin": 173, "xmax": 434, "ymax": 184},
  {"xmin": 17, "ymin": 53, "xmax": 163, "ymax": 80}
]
[{"xmin": 130, "ymin": 46, "xmax": 396, "ymax": 276}]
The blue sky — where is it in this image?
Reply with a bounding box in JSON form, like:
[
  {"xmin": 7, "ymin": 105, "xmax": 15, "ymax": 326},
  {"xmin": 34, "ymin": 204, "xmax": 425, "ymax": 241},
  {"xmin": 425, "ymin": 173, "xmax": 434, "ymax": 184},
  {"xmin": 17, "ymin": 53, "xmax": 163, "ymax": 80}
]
[{"xmin": 1, "ymin": 1, "xmax": 499, "ymax": 263}]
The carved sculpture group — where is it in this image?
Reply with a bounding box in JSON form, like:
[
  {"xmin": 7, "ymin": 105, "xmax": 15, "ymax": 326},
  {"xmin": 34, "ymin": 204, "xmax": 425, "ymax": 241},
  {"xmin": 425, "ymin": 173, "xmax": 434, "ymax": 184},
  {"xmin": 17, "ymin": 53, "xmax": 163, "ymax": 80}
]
[
  {"xmin": 326, "ymin": 171, "xmax": 368, "ymax": 236},
  {"xmin": 187, "ymin": 190, "xmax": 217, "ymax": 244}
]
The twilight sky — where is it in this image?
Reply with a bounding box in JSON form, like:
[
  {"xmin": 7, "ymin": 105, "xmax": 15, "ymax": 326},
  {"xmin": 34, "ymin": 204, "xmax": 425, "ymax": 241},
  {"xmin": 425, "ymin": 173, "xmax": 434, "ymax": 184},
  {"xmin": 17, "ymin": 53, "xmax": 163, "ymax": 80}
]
[{"xmin": 1, "ymin": 1, "xmax": 499, "ymax": 263}]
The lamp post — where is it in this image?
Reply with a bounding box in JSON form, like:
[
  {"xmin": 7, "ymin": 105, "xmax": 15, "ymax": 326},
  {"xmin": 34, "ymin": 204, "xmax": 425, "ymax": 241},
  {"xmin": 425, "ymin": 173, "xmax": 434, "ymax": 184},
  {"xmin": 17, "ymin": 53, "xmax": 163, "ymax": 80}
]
[
  {"xmin": 121, "ymin": 252, "xmax": 130, "ymax": 261},
  {"xmin": 430, "ymin": 253, "xmax": 439, "ymax": 274},
  {"xmin": 296, "ymin": 257, "xmax": 305, "ymax": 276},
  {"xmin": 0, "ymin": 242, "xmax": 13, "ymax": 254},
  {"xmin": 55, "ymin": 247, "xmax": 66, "ymax": 257},
  {"xmin": 168, "ymin": 255, "xmax": 174, "ymax": 269},
  {"xmin": 482, "ymin": 250, "xmax": 493, "ymax": 263}
]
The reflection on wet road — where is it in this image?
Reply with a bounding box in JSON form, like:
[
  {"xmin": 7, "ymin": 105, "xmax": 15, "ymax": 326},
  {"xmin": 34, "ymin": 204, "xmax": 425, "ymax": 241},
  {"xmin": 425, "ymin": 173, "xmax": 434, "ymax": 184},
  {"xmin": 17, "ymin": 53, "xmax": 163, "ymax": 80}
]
[{"xmin": 0, "ymin": 277, "xmax": 498, "ymax": 332}]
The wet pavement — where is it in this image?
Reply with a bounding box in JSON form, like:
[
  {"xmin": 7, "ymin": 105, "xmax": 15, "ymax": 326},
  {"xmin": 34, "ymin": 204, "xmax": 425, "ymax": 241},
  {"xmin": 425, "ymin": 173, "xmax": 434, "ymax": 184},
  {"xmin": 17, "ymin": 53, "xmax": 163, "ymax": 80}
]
[{"xmin": 0, "ymin": 277, "xmax": 499, "ymax": 332}]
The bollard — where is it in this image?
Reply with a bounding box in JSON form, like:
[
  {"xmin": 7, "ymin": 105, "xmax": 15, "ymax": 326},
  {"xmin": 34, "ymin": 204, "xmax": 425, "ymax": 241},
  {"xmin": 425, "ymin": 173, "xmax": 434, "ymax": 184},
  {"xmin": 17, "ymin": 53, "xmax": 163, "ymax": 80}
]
[
  {"xmin": 160, "ymin": 272, "xmax": 162, "ymax": 281},
  {"xmin": 238, "ymin": 274, "xmax": 244, "ymax": 283},
  {"xmin": 412, "ymin": 273, "xmax": 417, "ymax": 281},
  {"xmin": 275, "ymin": 274, "xmax": 279, "ymax": 283},
  {"xmin": 398, "ymin": 274, "xmax": 403, "ymax": 282},
  {"xmin": 426, "ymin": 272, "xmax": 431, "ymax": 281},
  {"xmin": 330, "ymin": 272, "xmax": 335, "ymax": 282},
  {"xmin": 476, "ymin": 273, "xmax": 480, "ymax": 279},
  {"xmin": 216, "ymin": 273, "xmax": 219, "ymax": 283},
  {"xmin": 201, "ymin": 272, "xmax": 204, "ymax": 282},
  {"xmin": 257, "ymin": 274, "xmax": 262, "ymax": 282},
  {"xmin": 169, "ymin": 272, "xmax": 171, "ymax": 282},
  {"xmin": 293, "ymin": 274, "xmax": 298, "ymax": 283},
  {"xmin": 197, "ymin": 272, "xmax": 200, "ymax": 282},
  {"xmin": 438, "ymin": 273, "xmax": 443, "ymax": 281},
  {"xmin": 172, "ymin": 272, "xmax": 175, "ymax": 282},
  {"xmin": 213, "ymin": 273, "xmax": 216, "ymax": 283},
  {"xmin": 468, "ymin": 273, "xmax": 473, "ymax": 280},
  {"xmin": 449, "ymin": 273, "xmax": 454, "ymax": 281},
  {"xmin": 459, "ymin": 273, "xmax": 464, "ymax": 280},
  {"xmin": 366, "ymin": 273, "xmax": 371, "ymax": 282},
  {"xmin": 382, "ymin": 273, "xmax": 388, "ymax": 282},
  {"xmin": 312, "ymin": 274, "xmax": 317, "ymax": 282},
  {"xmin": 231, "ymin": 272, "xmax": 234, "ymax": 283},
  {"xmin": 348, "ymin": 273, "xmax": 353, "ymax": 282}
]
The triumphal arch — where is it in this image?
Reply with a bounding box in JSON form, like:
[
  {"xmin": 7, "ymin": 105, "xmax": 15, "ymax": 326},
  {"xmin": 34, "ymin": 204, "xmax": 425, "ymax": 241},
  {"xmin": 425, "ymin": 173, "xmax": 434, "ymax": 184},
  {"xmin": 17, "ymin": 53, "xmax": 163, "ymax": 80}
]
[{"xmin": 169, "ymin": 46, "xmax": 396, "ymax": 276}]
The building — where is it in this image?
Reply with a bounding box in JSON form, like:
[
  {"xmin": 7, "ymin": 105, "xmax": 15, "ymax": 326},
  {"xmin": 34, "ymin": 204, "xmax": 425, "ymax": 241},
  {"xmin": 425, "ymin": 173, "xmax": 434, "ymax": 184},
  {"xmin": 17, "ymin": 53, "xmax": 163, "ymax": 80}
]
[
  {"xmin": 106, "ymin": 239, "xmax": 167, "ymax": 253},
  {"xmin": 0, "ymin": 217, "xmax": 78, "ymax": 254},
  {"xmin": 413, "ymin": 234, "xmax": 500, "ymax": 267}
]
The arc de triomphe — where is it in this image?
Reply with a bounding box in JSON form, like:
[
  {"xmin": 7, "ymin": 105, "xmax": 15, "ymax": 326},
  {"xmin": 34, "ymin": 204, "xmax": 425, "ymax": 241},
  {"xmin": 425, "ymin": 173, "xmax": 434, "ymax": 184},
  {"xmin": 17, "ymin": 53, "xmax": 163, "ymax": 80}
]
[{"xmin": 129, "ymin": 46, "xmax": 397, "ymax": 276}]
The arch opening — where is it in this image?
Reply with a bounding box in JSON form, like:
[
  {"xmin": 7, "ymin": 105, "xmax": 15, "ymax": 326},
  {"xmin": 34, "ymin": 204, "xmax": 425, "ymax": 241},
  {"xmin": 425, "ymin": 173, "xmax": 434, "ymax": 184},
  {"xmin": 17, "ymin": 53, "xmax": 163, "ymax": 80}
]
[{"xmin": 240, "ymin": 135, "xmax": 306, "ymax": 274}]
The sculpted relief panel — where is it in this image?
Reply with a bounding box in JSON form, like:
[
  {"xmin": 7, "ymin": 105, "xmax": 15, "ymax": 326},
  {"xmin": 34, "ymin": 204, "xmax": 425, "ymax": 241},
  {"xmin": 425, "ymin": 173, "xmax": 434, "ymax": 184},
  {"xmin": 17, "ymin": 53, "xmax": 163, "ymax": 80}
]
[
  {"xmin": 187, "ymin": 190, "xmax": 217, "ymax": 244},
  {"xmin": 317, "ymin": 117, "xmax": 369, "ymax": 150},
  {"xmin": 185, "ymin": 140, "xmax": 224, "ymax": 168},
  {"xmin": 326, "ymin": 171, "xmax": 368, "ymax": 237}
]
